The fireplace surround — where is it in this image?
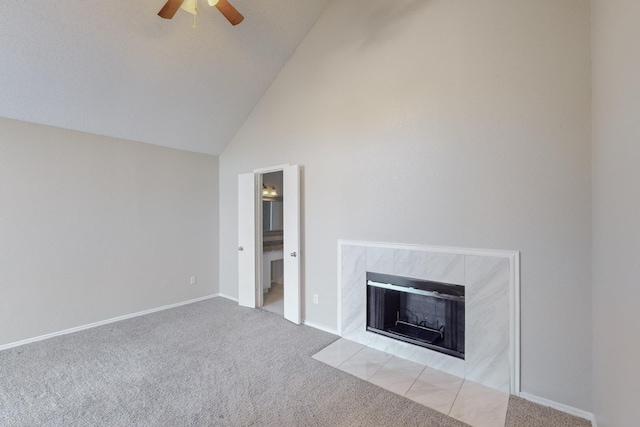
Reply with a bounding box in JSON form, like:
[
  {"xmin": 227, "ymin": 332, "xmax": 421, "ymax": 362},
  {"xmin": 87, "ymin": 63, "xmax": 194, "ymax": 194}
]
[{"xmin": 338, "ymin": 240, "xmax": 520, "ymax": 394}]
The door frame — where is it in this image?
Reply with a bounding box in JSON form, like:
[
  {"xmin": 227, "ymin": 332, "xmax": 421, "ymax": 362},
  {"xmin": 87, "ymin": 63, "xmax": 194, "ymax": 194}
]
[{"xmin": 238, "ymin": 163, "xmax": 301, "ymax": 323}]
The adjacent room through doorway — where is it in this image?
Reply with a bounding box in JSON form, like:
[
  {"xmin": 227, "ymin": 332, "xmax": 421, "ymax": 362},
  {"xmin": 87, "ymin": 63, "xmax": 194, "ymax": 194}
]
[{"xmin": 261, "ymin": 170, "xmax": 285, "ymax": 315}]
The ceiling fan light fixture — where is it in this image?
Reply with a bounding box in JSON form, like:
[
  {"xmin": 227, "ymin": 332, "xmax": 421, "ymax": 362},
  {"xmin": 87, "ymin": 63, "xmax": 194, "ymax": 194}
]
[
  {"xmin": 180, "ymin": 0, "xmax": 198, "ymax": 15},
  {"xmin": 158, "ymin": 0, "xmax": 243, "ymax": 26}
]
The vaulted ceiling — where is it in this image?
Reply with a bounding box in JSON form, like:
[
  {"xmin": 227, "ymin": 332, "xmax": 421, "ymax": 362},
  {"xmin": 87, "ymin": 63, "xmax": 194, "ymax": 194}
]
[{"xmin": 0, "ymin": 0, "xmax": 330, "ymax": 154}]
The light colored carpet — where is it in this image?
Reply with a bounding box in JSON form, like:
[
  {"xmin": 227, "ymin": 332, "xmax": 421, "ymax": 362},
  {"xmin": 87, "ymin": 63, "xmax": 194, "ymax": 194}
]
[{"xmin": 0, "ymin": 298, "xmax": 591, "ymax": 427}]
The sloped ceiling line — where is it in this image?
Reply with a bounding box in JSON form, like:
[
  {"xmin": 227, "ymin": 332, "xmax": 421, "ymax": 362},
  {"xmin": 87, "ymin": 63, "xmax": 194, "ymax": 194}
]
[{"xmin": 0, "ymin": 0, "xmax": 331, "ymax": 155}]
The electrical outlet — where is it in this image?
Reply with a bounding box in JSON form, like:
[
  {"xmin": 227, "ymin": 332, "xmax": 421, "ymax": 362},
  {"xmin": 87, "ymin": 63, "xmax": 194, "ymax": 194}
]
[
  {"xmin": 190, "ymin": 276, "xmax": 196, "ymax": 285},
  {"xmin": 313, "ymin": 294, "xmax": 318, "ymax": 304}
]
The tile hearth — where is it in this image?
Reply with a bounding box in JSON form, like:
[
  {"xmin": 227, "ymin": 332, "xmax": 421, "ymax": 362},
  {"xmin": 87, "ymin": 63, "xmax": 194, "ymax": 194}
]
[{"xmin": 313, "ymin": 338, "xmax": 509, "ymax": 427}]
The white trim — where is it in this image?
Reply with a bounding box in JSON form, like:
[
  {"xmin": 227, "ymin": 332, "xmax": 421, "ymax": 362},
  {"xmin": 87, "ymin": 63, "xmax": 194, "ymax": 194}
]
[
  {"xmin": 337, "ymin": 239, "xmax": 519, "ymax": 259},
  {"xmin": 0, "ymin": 294, "xmax": 219, "ymax": 352},
  {"xmin": 512, "ymin": 252, "xmax": 522, "ymax": 396},
  {"xmin": 337, "ymin": 242, "xmax": 343, "ymax": 336},
  {"xmin": 255, "ymin": 172, "xmax": 263, "ymax": 307},
  {"xmin": 253, "ymin": 164, "xmax": 290, "ymax": 173},
  {"xmin": 218, "ymin": 293, "xmax": 239, "ymax": 302},
  {"xmin": 302, "ymin": 320, "xmax": 339, "ymax": 336},
  {"xmin": 520, "ymin": 392, "xmax": 597, "ymax": 426}
]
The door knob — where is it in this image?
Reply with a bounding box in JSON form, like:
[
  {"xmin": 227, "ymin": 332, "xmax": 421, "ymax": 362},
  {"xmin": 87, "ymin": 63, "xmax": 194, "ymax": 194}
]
[
  {"xmin": 238, "ymin": 246, "xmax": 244, "ymax": 251},
  {"xmin": 290, "ymin": 251, "xmax": 297, "ymax": 257}
]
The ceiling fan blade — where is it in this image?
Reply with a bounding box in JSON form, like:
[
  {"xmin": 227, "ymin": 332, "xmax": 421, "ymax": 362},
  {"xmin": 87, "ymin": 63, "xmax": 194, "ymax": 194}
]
[
  {"xmin": 158, "ymin": 0, "xmax": 185, "ymax": 19},
  {"xmin": 214, "ymin": 0, "xmax": 244, "ymax": 26}
]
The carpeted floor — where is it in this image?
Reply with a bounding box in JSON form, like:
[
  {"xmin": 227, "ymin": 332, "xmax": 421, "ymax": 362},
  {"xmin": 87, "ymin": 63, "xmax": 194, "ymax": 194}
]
[{"xmin": 0, "ymin": 297, "xmax": 591, "ymax": 427}]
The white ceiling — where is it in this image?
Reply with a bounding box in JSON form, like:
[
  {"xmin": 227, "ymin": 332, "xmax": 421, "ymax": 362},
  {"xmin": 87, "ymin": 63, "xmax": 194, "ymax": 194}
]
[{"xmin": 0, "ymin": 0, "xmax": 330, "ymax": 154}]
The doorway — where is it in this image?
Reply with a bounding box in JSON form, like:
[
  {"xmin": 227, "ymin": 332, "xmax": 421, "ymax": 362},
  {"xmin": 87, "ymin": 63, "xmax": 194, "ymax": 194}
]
[{"xmin": 237, "ymin": 164, "xmax": 301, "ymax": 324}]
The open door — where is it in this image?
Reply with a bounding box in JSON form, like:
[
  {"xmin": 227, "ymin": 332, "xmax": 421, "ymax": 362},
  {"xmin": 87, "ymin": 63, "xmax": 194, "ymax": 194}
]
[
  {"xmin": 283, "ymin": 165, "xmax": 301, "ymax": 324},
  {"xmin": 237, "ymin": 165, "xmax": 301, "ymax": 323},
  {"xmin": 237, "ymin": 173, "xmax": 257, "ymax": 308}
]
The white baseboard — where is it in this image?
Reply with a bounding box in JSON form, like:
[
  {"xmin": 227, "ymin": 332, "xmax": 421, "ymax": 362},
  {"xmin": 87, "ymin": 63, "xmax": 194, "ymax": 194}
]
[
  {"xmin": 214, "ymin": 296, "xmax": 338, "ymax": 336},
  {"xmin": 519, "ymin": 392, "xmax": 597, "ymax": 426},
  {"xmin": 215, "ymin": 295, "xmax": 338, "ymax": 337},
  {"xmin": 0, "ymin": 294, "xmax": 219, "ymax": 352},
  {"xmin": 302, "ymin": 320, "xmax": 339, "ymax": 336},
  {"xmin": 217, "ymin": 293, "xmax": 238, "ymax": 302}
]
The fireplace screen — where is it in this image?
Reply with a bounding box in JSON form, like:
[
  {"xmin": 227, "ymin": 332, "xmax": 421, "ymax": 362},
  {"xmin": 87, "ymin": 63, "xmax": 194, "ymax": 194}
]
[{"xmin": 366, "ymin": 272, "xmax": 465, "ymax": 359}]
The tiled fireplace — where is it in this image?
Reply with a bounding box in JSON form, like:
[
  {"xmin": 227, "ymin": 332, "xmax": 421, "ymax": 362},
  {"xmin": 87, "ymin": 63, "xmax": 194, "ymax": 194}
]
[{"xmin": 338, "ymin": 240, "xmax": 520, "ymax": 394}]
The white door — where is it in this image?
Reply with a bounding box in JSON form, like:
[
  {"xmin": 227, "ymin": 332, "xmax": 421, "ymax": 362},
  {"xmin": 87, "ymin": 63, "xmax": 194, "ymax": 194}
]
[
  {"xmin": 237, "ymin": 173, "xmax": 257, "ymax": 308},
  {"xmin": 283, "ymin": 165, "xmax": 301, "ymax": 324}
]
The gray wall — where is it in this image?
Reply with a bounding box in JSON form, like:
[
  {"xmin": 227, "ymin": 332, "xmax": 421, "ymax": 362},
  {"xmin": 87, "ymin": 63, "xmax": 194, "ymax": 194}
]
[
  {"xmin": 219, "ymin": 0, "xmax": 592, "ymax": 411},
  {"xmin": 592, "ymin": 0, "xmax": 640, "ymax": 425},
  {"xmin": 0, "ymin": 117, "xmax": 219, "ymax": 346}
]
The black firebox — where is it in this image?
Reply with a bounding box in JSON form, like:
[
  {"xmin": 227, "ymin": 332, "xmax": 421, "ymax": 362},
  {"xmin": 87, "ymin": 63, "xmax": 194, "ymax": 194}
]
[{"xmin": 366, "ymin": 272, "xmax": 465, "ymax": 359}]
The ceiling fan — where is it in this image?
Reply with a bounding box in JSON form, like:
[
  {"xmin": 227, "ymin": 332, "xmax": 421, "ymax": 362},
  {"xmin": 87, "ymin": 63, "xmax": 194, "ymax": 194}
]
[{"xmin": 158, "ymin": 0, "xmax": 244, "ymax": 26}]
